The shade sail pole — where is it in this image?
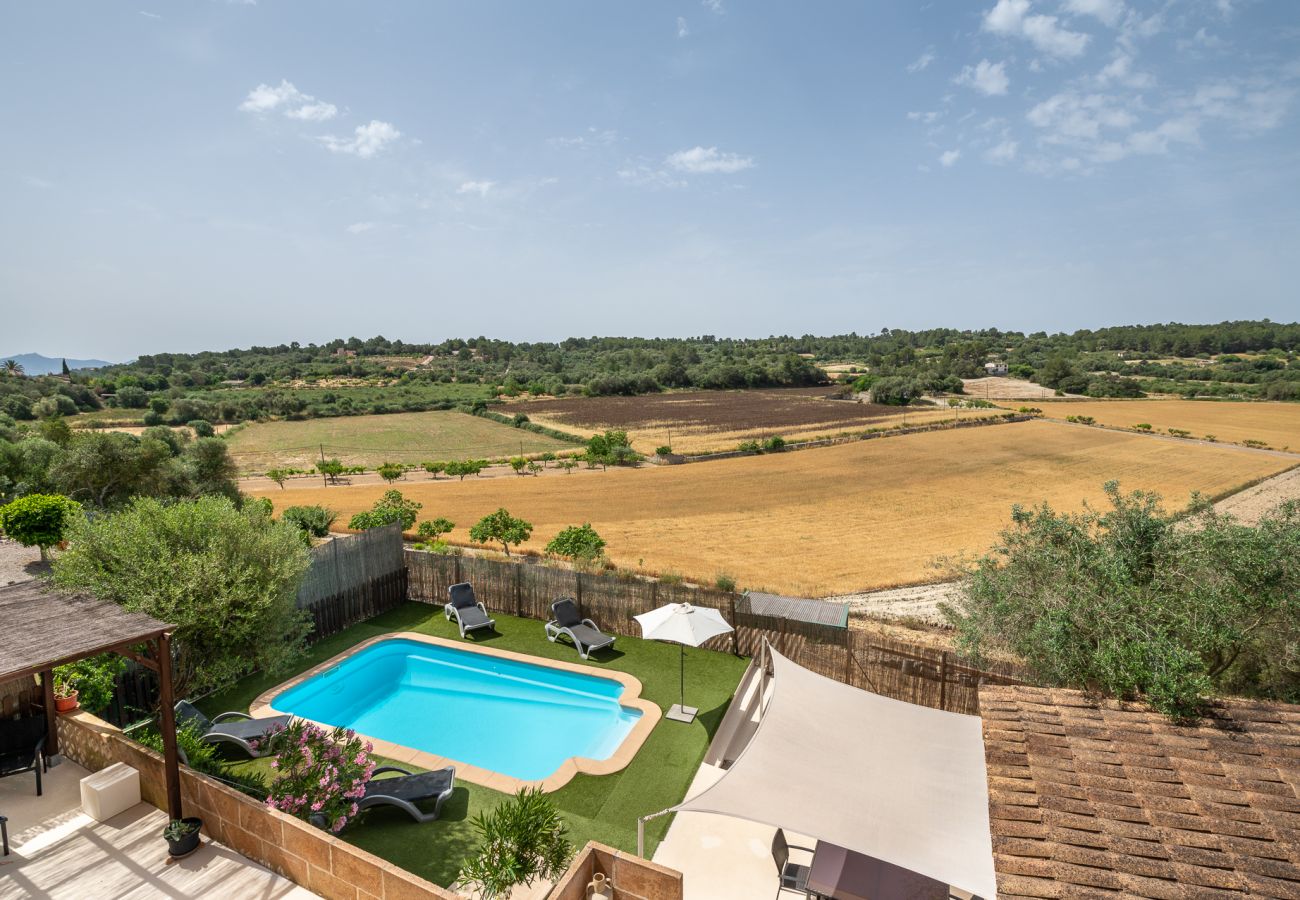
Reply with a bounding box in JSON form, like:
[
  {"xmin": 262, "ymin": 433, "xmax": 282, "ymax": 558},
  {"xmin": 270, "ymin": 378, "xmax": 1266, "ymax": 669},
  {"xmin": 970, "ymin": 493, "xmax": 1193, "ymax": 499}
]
[{"xmin": 155, "ymin": 632, "xmax": 183, "ymax": 821}]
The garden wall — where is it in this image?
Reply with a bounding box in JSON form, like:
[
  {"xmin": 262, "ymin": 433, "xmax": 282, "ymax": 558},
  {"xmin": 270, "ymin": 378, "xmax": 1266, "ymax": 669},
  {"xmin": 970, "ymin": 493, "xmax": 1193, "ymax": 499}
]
[
  {"xmin": 550, "ymin": 842, "xmax": 682, "ymax": 900},
  {"xmin": 56, "ymin": 710, "xmax": 464, "ymax": 900},
  {"xmin": 406, "ymin": 550, "xmax": 1023, "ymax": 716}
]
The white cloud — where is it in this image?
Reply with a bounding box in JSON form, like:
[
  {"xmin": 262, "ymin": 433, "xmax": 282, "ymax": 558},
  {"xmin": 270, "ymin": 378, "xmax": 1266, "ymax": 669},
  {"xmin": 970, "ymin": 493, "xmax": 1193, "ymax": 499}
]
[
  {"xmin": 346, "ymin": 221, "xmax": 376, "ymax": 234},
  {"xmin": 907, "ymin": 110, "xmax": 941, "ymax": 124},
  {"xmin": 955, "ymin": 59, "xmax": 1010, "ymax": 96},
  {"xmin": 138, "ymin": 10, "xmax": 161, "ymax": 19},
  {"xmin": 617, "ymin": 165, "xmax": 686, "ymax": 189},
  {"xmin": 984, "ymin": 139, "xmax": 1019, "ymax": 162},
  {"xmin": 319, "ymin": 120, "xmax": 401, "ymax": 158},
  {"xmin": 907, "ymin": 50, "xmax": 936, "ymax": 73},
  {"xmin": 982, "ymin": 0, "xmax": 1090, "ymax": 59},
  {"xmin": 457, "ymin": 180, "xmax": 495, "ymax": 197},
  {"xmin": 550, "ymin": 128, "xmax": 620, "ymax": 151},
  {"xmin": 1063, "ymin": 0, "xmax": 1124, "ymax": 28},
  {"xmin": 677, "ymin": 17, "xmax": 689, "ymax": 38},
  {"xmin": 702, "ymin": 0, "xmax": 724, "ymax": 14},
  {"xmin": 239, "ymin": 79, "xmax": 337, "ymax": 121},
  {"xmin": 1095, "ymin": 53, "xmax": 1153, "ymax": 89},
  {"xmin": 940, "ymin": 149, "xmax": 961, "ymax": 167},
  {"xmin": 1027, "ymin": 91, "xmax": 1137, "ymax": 142},
  {"xmin": 665, "ymin": 146, "xmax": 755, "ymax": 174}
]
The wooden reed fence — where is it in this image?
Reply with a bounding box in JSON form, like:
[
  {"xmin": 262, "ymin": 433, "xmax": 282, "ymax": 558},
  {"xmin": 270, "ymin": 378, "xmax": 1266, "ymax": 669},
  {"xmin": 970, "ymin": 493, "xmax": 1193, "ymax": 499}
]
[
  {"xmin": 297, "ymin": 524, "xmax": 409, "ymax": 642},
  {"xmin": 406, "ymin": 550, "xmax": 1022, "ymax": 715}
]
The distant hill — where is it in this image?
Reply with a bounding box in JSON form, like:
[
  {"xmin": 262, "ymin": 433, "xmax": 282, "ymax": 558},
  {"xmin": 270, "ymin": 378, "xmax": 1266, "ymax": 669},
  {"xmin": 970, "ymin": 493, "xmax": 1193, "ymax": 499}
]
[{"xmin": 0, "ymin": 352, "xmax": 112, "ymax": 375}]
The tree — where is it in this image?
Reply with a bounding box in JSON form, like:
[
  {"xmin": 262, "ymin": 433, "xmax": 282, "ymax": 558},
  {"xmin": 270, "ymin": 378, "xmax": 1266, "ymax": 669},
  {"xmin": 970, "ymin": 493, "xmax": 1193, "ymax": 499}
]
[
  {"xmin": 317, "ymin": 458, "xmax": 345, "ymax": 484},
  {"xmin": 942, "ymin": 483, "xmax": 1300, "ymax": 720},
  {"xmin": 558, "ymin": 460, "xmax": 578, "ymax": 474},
  {"xmin": 545, "ymin": 523, "xmax": 605, "ymax": 564},
  {"xmin": 377, "ymin": 462, "xmax": 404, "ymax": 484},
  {"xmin": 61, "ymin": 358, "xmax": 71, "ymax": 376},
  {"xmin": 348, "ymin": 489, "xmax": 422, "ymax": 531},
  {"xmin": 868, "ymin": 376, "xmax": 924, "ymax": 406},
  {"xmin": 509, "ymin": 457, "xmax": 528, "ymax": 476},
  {"xmin": 422, "ymin": 461, "xmax": 445, "ymax": 479},
  {"xmin": 469, "ymin": 508, "xmax": 533, "ymax": 556},
  {"xmin": 188, "ymin": 419, "xmax": 216, "ymax": 438},
  {"xmin": 417, "ymin": 517, "xmax": 454, "ymax": 541},
  {"xmin": 3, "ymin": 359, "xmax": 24, "ymax": 377},
  {"xmin": 0, "ymin": 493, "xmax": 81, "ymax": 560},
  {"xmin": 186, "ymin": 437, "xmax": 240, "ymax": 502},
  {"xmin": 265, "ymin": 468, "xmax": 290, "ymax": 489},
  {"xmin": 115, "ymin": 385, "xmax": 149, "ymax": 408},
  {"xmin": 458, "ymin": 788, "xmax": 574, "ymax": 900},
  {"xmin": 51, "ymin": 496, "xmax": 311, "ymax": 696},
  {"xmin": 281, "ymin": 505, "xmax": 337, "ymax": 538}
]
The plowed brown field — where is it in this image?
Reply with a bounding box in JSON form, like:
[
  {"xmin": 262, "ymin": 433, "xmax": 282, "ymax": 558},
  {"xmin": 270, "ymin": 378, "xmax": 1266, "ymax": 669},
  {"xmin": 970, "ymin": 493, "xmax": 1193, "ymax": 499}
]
[{"xmin": 247, "ymin": 420, "xmax": 1292, "ymax": 596}]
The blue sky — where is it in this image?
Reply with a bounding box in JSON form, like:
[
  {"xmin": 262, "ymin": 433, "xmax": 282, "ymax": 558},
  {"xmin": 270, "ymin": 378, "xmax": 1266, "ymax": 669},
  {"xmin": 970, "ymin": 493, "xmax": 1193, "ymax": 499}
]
[{"xmin": 2, "ymin": 1, "xmax": 1298, "ymax": 359}]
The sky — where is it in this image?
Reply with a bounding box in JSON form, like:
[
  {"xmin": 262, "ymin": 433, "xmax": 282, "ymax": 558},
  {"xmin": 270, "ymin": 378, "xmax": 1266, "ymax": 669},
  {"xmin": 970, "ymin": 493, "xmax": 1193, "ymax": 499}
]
[{"xmin": 2, "ymin": 0, "xmax": 1298, "ymax": 360}]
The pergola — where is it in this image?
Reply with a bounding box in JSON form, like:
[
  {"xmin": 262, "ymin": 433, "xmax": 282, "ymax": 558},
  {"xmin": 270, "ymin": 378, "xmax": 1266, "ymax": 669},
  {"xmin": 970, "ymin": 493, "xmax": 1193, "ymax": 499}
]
[{"xmin": 0, "ymin": 581, "xmax": 183, "ymax": 820}]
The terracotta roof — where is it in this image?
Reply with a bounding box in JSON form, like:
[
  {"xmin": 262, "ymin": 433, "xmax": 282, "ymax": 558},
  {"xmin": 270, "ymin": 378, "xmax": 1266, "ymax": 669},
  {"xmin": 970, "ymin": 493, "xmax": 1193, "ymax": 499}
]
[{"xmin": 980, "ymin": 684, "xmax": 1300, "ymax": 899}]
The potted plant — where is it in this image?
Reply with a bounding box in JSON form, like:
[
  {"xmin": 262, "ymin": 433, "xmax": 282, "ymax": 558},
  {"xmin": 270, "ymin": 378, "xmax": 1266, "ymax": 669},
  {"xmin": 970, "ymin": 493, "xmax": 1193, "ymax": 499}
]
[
  {"xmin": 53, "ymin": 671, "xmax": 79, "ymax": 712},
  {"xmin": 162, "ymin": 817, "xmax": 203, "ymax": 857}
]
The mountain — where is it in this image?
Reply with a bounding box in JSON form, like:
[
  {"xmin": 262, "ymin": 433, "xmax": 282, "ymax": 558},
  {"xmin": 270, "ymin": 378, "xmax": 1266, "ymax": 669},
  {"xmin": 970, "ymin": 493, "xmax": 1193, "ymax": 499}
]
[{"xmin": 0, "ymin": 352, "xmax": 113, "ymax": 375}]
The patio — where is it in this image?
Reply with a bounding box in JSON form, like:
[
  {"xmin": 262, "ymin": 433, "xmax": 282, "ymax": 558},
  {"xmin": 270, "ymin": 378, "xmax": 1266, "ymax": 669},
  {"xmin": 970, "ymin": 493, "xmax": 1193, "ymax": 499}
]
[{"xmin": 0, "ymin": 754, "xmax": 314, "ymax": 899}]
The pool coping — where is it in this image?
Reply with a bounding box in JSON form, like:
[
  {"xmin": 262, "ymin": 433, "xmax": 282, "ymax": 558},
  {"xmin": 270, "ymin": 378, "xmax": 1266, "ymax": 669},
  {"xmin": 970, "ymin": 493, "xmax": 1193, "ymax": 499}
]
[{"xmin": 250, "ymin": 631, "xmax": 662, "ymax": 794}]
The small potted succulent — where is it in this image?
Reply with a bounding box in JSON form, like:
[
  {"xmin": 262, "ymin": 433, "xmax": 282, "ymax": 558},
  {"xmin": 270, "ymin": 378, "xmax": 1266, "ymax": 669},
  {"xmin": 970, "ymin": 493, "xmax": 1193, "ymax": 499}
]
[
  {"xmin": 53, "ymin": 671, "xmax": 80, "ymax": 712},
  {"xmin": 162, "ymin": 817, "xmax": 203, "ymax": 857}
]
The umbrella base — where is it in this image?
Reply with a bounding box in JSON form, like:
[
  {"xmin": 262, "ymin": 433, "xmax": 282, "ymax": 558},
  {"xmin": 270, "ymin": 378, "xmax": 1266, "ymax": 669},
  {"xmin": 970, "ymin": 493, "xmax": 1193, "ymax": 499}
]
[{"xmin": 666, "ymin": 703, "xmax": 699, "ymax": 724}]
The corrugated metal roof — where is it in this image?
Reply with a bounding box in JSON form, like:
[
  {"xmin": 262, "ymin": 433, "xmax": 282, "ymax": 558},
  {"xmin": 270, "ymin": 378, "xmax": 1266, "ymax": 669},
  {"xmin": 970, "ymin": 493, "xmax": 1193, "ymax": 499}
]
[{"xmin": 744, "ymin": 590, "xmax": 848, "ymax": 628}]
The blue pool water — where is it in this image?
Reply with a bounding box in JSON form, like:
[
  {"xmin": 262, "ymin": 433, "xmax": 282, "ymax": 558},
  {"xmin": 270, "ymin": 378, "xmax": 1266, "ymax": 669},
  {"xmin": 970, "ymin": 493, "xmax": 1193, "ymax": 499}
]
[{"xmin": 272, "ymin": 639, "xmax": 642, "ymax": 781}]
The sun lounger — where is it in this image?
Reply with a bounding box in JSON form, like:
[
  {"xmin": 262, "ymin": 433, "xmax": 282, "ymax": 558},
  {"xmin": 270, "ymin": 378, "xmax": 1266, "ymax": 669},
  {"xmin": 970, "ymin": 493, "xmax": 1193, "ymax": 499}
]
[
  {"xmin": 356, "ymin": 765, "xmax": 456, "ymax": 823},
  {"xmin": 445, "ymin": 582, "xmax": 496, "ymax": 637},
  {"xmin": 174, "ymin": 701, "xmax": 291, "ymax": 761},
  {"xmin": 545, "ymin": 598, "xmax": 616, "ymax": 659}
]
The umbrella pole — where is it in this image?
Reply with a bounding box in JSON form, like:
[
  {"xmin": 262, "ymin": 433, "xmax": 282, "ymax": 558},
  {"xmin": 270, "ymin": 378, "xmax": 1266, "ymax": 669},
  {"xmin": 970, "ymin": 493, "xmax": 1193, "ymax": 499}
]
[
  {"xmin": 680, "ymin": 643, "xmax": 685, "ymax": 710},
  {"xmin": 668, "ymin": 641, "xmax": 697, "ymax": 724}
]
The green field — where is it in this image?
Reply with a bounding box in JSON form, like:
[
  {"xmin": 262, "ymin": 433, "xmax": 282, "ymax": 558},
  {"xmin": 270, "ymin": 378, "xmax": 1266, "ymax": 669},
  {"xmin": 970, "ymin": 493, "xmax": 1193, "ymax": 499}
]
[{"xmin": 224, "ymin": 409, "xmax": 579, "ymax": 471}]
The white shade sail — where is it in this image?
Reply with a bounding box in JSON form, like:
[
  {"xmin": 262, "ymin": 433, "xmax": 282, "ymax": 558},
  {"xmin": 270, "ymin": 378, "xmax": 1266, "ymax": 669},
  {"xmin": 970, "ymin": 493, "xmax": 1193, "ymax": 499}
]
[
  {"xmin": 672, "ymin": 645, "xmax": 998, "ymax": 899},
  {"xmin": 633, "ymin": 602, "xmax": 733, "ymax": 646}
]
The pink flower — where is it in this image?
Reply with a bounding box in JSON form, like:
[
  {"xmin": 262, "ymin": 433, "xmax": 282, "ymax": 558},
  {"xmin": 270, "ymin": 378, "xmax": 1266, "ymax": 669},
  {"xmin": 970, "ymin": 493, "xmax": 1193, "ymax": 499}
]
[{"xmin": 311, "ymin": 800, "xmax": 324, "ymax": 812}]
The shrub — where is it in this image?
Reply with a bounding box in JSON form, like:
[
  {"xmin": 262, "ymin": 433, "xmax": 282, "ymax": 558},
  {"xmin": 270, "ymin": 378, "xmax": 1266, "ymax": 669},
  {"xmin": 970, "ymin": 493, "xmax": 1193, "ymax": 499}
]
[
  {"xmin": 655, "ymin": 446, "xmax": 672, "ymax": 457},
  {"xmin": 1204, "ymin": 434, "xmax": 1217, "ymax": 442},
  {"xmin": 187, "ymin": 419, "xmax": 215, "ymax": 438},
  {"xmin": 376, "ymin": 462, "xmax": 404, "ymax": 484},
  {"xmin": 52, "ymin": 496, "xmax": 311, "ymax": 697},
  {"xmin": 763, "ymin": 435, "xmax": 786, "ymax": 451},
  {"xmin": 459, "ymin": 788, "xmax": 574, "ymax": 900},
  {"xmin": 738, "ymin": 440, "xmax": 761, "ymax": 453},
  {"xmin": 264, "ymin": 721, "xmax": 374, "ymax": 833},
  {"xmin": 0, "ymin": 492, "xmax": 81, "ymax": 559},
  {"xmin": 1168, "ymin": 428, "xmax": 1191, "ymax": 438},
  {"xmin": 1242, "ymin": 439, "xmax": 1267, "ymax": 449},
  {"xmin": 715, "ymin": 572, "xmax": 737, "ymax": 592},
  {"xmin": 470, "ymin": 508, "xmax": 533, "ymax": 556},
  {"xmin": 1133, "ymin": 423, "xmax": 1152, "ymax": 431},
  {"xmin": 1065, "ymin": 415, "xmax": 1096, "ymax": 425},
  {"xmin": 282, "ymin": 505, "xmax": 337, "ymax": 538},
  {"xmin": 545, "ymin": 523, "xmax": 606, "ymax": 563},
  {"xmin": 944, "ymin": 484, "xmax": 1300, "ymax": 720},
  {"xmin": 54, "ymin": 654, "xmax": 126, "ymax": 715},
  {"xmin": 348, "ymin": 489, "xmax": 421, "ymax": 531}
]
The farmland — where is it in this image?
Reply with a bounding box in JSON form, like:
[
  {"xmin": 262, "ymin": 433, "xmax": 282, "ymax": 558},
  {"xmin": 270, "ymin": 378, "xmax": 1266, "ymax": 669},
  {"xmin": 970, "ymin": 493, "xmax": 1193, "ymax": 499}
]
[
  {"xmin": 246, "ymin": 419, "xmax": 1293, "ymax": 596},
  {"xmin": 223, "ymin": 409, "xmax": 577, "ymax": 472},
  {"xmin": 1022, "ymin": 399, "xmax": 1300, "ymax": 450},
  {"xmin": 504, "ymin": 387, "xmax": 1001, "ymax": 454}
]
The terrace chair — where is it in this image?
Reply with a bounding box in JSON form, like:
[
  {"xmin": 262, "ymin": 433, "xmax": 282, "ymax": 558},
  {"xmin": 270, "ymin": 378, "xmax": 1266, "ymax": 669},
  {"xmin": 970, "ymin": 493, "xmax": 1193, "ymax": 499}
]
[
  {"xmin": 0, "ymin": 714, "xmax": 48, "ymax": 796},
  {"xmin": 772, "ymin": 828, "xmax": 815, "ymax": 898},
  {"xmin": 354, "ymin": 764, "xmax": 456, "ymax": 824},
  {"xmin": 173, "ymin": 701, "xmax": 292, "ymax": 762},
  {"xmin": 545, "ymin": 598, "xmax": 615, "ymax": 659},
  {"xmin": 445, "ymin": 582, "xmax": 496, "ymax": 638}
]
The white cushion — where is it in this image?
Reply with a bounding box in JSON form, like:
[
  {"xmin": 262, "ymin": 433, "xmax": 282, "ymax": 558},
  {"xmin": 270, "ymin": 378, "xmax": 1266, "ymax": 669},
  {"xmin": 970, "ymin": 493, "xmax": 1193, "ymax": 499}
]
[{"xmin": 80, "ymin": 762, "xmax": 141, "ymax": 821}]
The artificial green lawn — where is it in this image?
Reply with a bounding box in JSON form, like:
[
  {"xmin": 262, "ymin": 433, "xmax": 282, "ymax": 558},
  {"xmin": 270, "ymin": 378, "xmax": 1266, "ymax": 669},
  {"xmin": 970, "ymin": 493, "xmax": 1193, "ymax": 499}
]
[{"xmin": 200, "ymin": 601, "xmax": 749, "ymax": 887}]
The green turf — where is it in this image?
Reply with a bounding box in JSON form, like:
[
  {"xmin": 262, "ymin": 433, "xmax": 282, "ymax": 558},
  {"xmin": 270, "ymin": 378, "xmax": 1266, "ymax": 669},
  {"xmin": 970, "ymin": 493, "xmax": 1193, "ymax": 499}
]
[{"xmin": 201, "ymin": 602, "xmax": 749, "ymax": 887}]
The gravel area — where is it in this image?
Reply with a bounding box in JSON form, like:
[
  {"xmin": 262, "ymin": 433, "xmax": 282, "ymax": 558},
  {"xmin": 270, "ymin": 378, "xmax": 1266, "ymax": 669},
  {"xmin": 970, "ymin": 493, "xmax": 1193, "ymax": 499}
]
[{"xmin": 0, "ymin": 539, "xmax": 47, "ymax": 586}]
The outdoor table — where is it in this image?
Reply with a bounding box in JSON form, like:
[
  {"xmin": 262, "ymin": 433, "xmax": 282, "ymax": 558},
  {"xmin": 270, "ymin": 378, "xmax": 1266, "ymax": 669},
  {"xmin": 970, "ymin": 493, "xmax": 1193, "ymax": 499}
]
[{"xmin": 806, "ymin": 840, "xmax": 950, "ymax": 900}]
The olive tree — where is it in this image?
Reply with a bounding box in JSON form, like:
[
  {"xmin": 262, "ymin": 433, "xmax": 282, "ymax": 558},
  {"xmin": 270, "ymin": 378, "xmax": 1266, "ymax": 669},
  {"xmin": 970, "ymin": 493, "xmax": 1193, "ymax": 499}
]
[
  {"xmin": 942, "ymin": 482, "xmax": 1300, "ymax": 720},
  {"xmin": 51, "ymin": 496, "xmax": 311, "ymax": 696}
]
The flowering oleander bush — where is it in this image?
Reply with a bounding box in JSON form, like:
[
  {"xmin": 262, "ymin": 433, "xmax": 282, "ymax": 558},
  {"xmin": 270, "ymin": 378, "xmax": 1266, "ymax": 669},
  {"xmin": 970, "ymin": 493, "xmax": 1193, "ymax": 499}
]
[{"xmin": 262, "ymin": 721, "xmax": 374, "ymax": 833}]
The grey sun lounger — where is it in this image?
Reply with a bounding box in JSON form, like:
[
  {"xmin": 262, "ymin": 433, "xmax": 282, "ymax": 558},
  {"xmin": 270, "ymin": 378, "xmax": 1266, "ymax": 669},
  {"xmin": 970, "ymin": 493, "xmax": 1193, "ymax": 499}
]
[
  {"xmin": 445, "ymin": 582, "xmax": 496, "ymax": 637},
  {"xmin": 356, "ymin": 765, "xmax": 456, "ymax": 823},
  {"xmin": 174, "ymin": 701, "xmax": 292, "ymax": 761},
  {"xmin": 545, "ymin": 597, "xmax": 616, "ymax": 659}
]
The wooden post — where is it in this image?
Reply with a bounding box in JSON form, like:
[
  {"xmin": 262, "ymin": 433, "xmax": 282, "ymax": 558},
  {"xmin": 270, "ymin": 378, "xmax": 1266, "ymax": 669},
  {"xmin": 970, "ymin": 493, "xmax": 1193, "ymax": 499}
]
[
  {"xmin": 728, "ymin": 593, "xmax": 739, "ymax": 655},
  {"xmin": 843, "ymin": 631, "xmax": 853, "ymax": 686},
  {"xmin": 40, "ymin": 668, "xmax": 58, "ymax": 756},
  {"xmin": 514, "ymin": 564, "xmax": 522, "ymax": 617},
  {"xmin": 155, "ymin": 633, "xmax": 183, "ymax": 821},
  {"xmin": 939, "ymin": 651, "xmax": 950, "ymax": 711}
]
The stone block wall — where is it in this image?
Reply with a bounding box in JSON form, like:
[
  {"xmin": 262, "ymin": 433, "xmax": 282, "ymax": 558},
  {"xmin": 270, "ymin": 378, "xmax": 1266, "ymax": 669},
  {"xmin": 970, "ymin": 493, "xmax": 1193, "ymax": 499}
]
[
  {"xmin": 56, "ymin": 710, "xmax": 464, "ymax": 900},
  {"xmin": 550, "ymin": 842, "xmax": 683, "ymax": 900}
]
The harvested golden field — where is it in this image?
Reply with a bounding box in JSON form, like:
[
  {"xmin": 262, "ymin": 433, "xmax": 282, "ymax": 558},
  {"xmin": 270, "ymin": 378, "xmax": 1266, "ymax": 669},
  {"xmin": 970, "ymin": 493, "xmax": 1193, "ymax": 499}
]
[
  {"xmin": 505, "ymin": 388, "xmax": 1000, "ymax": 454},
  {"xmin": 224, "ymin": 409, "xmax": 576, "ymax": 472},
  {"xmin": 1024, "ymin": 399, "xmax": 1300, "ymax": 450},
  {"xmin": 247, "ymin": 420, "xmax": 1292, "ymax": 596}
]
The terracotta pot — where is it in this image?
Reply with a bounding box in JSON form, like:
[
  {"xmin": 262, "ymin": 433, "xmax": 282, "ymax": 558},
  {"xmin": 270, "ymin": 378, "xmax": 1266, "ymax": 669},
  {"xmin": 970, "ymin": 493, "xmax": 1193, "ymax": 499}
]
[{"xmin": 54, "ymin": 691, "xmax": 79, "ymax": 713}]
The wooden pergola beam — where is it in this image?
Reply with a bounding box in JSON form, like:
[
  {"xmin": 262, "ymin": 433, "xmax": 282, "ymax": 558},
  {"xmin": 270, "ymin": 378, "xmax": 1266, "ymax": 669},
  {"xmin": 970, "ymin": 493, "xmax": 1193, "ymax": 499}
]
[{"xmin": 154, "ymin": 632, "xmax": 182, "ymax": 821}]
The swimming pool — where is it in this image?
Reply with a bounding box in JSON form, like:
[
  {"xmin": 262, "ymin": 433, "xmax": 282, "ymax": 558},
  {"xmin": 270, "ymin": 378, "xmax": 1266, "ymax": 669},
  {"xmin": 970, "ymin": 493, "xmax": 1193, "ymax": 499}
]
[{"xmin": 260, "ymin": 635, "xmax": 653, "ymax": 784}]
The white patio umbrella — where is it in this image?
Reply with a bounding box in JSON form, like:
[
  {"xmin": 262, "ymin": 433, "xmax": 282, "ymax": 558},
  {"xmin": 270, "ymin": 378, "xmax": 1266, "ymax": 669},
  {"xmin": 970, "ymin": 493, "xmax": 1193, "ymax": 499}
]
[{"xmin": 634, "ymin": 602, "xmax": 734, "ymax": 724}]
